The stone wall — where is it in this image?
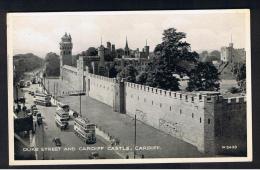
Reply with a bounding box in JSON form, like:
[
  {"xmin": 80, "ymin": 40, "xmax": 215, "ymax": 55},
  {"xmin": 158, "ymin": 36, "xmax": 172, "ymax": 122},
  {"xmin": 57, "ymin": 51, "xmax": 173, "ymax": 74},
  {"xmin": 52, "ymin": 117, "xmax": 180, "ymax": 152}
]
[
  {"xmin": 86, "ymin": 73, "xmax": 116, "ymax": 107},
  {"xmin": 62, "ymin": 65, "xmax": 84, "ymax": 91},
  {"xmin": 124, "ymin": 82, "xmax": 210, "ymax": 153},
  {"xmin": 80, "ymin": 67, "xmax": 246, "ymax": 154}
]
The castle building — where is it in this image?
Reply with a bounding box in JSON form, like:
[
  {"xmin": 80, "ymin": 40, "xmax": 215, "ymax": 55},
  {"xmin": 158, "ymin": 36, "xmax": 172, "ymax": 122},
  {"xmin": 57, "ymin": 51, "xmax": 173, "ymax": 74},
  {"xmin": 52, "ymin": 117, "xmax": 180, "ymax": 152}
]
[
  {"xmin": 58, "ymin": 34, "xmax": 247, "ymax": 155},
  {"xmin": 98, "ymin": 44, "xmax": 106, "ymax": 76},
  {"xmin": 220, "ymin": 41, "xmax": 246, "ymax": 63},
  {"xmin": 60, "ymin": 32, "xmax": 73, "ymax": 79}
]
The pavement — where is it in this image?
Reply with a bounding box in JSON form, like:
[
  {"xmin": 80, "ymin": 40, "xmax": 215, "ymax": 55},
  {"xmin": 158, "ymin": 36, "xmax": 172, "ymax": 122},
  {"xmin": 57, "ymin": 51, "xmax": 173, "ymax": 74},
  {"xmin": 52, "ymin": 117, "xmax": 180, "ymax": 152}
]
[{"xmin": 46, "ymin": 78, "xmax": 204, "ymax": 158}]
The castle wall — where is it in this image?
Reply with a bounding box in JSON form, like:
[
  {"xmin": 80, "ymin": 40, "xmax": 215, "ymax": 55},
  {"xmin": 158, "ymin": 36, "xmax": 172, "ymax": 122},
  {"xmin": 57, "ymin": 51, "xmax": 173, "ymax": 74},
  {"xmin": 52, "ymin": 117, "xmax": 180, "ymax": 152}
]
[
  {"xmin": 214, "ymin": 97, "xmax": 247, "ymax": 155},
  {"xmin": 124, "ymin": 82, "xmax": 209, "ymax": 153},
  {"xmin": 82, "ymin": 67, "xmax": 246, "ymax": 155},
  {"xmin": 86, "ymin": 73, "xmax": 116, "ymax": 107},
  {"xmin": 62, "ymin": 65, "xmax": 84, "ymax": 91}
]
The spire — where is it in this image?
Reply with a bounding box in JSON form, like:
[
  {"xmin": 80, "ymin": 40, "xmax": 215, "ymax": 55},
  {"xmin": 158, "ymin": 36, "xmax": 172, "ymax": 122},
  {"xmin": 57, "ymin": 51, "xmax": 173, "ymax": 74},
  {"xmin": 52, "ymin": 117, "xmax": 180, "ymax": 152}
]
[
  {"xmin": 101, "ymin": 36, "xmax": 103, "ymax": 45},
  {"xmin": 125, "ymin": 36, "xmax": 129, "ymax": 49}
]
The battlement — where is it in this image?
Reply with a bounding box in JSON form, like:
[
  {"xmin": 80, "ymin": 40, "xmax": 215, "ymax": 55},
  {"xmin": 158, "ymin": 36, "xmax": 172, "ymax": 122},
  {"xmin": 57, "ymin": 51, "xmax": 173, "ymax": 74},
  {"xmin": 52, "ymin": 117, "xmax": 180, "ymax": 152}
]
[
  {"xmin": 125, "ymin": 82, "xmax": 229, "ymax": 104},
  {"xmin": 88, "ymin": 73, "xmax": 116, "ymax": 83},
  {"xmin": 223, "ymin": 96, "xmax": 246, "ymax": 104}
]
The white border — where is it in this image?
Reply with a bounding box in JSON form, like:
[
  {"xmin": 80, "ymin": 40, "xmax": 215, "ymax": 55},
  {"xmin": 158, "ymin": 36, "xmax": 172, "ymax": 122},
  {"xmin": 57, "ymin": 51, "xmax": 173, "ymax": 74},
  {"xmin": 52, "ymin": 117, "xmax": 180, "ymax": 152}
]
[{"xmin": 7, "ymin": 9, "xmax": 252, "ymax": 166}]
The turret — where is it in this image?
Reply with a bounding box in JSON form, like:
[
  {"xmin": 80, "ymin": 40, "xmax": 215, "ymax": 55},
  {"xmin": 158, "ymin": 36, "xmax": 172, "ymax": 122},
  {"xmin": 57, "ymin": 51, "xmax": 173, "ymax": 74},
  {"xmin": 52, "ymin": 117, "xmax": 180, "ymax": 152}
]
[{"xmin": 60, "ymin": 32, "xmax": 73, "ymax": 79}]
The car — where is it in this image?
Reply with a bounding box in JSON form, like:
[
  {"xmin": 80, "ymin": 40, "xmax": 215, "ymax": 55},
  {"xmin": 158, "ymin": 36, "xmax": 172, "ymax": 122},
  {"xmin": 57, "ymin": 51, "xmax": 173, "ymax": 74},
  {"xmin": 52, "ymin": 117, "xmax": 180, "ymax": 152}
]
[
  {"xmin": 26, "ymin": 81, "xmax": 31, "ymax": 87},
  {"xmin": 53, "ymin": 137, "xmax": 61, "ymax": 146},
  {"xmin": 89, "ymin": 152, "xmax": 99, "ymax": 159},
  {"xmin": 31, "ymin": 104, "xmax": 37, "ymax": 109},
  {"xmin": 18, "ymin": 97, "xmax": 26, "ymax": 104}
]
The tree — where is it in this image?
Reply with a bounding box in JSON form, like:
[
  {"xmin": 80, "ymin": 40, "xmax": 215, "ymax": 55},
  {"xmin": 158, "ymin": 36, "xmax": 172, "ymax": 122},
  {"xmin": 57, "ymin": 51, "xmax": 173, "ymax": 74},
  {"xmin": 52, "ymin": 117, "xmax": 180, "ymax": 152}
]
[
  {"xmin": 116, "ymin": 48, "xmax": 124, "ymax": 58},
  {"xmin": 86, "ymin": 47, "xmax": 98, "ymax": 56},
  {"xmin": 136, "ymin": 57, "xmax": 180, "ymax": 91},
  {"xmin": 45, "ymin": 52, "xmax": 60, "ymax": 77},
  {"xmin": 187, "ymin": 62, "xmax": 220, "ymax": 91},
  {"xmin": 233, "ymin": 63, "xmax": 246, "ymax": 92},
  {"xmin": 117, "ymin": 64, "xmax": 138, "ymax": 83},
  {"xmin": 108, "ymin": 64, "xmax": 118, "ymax": 78},
  {"xmin": 154, "ymin": 28, "xmax": 198, "ymax": 66}
]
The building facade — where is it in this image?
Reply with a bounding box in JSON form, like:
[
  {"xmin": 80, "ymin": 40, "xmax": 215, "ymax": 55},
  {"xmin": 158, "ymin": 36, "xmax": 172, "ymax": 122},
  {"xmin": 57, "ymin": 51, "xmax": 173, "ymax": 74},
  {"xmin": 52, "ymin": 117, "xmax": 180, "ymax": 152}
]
[{"xmin": 221, "ymin": 42, "xmax": 246, "ymax": 63}]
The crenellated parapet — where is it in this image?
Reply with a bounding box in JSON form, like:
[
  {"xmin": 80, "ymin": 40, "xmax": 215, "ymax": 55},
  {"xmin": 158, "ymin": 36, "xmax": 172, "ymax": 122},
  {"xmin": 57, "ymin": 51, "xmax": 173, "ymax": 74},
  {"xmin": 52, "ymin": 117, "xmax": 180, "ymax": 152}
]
[
  {"xmin": 222, "ymin": 96, "xmax": 246, "ymax": 104},
  {"xmin": 124, "ymin": 81, "xmax": 230, "ymax": 104},
  {"xmin": 88, "ymin": 73, "xmax": 116, "ymax": 83}
]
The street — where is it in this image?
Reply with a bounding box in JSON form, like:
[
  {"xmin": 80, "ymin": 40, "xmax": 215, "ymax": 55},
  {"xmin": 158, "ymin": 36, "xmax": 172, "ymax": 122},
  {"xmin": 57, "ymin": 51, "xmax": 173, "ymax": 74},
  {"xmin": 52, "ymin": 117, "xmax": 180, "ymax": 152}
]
[{"xmin": 20, "ymin": 83, "xmax": 120, "ymax": 160}]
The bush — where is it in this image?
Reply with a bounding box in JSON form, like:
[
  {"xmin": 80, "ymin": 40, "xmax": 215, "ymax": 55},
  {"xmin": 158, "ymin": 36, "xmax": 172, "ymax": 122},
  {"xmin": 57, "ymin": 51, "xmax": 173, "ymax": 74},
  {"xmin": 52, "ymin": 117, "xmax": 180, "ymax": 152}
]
[{"xmin": 228, "ymin": 87, "xmax": 241, "ymax": 94}]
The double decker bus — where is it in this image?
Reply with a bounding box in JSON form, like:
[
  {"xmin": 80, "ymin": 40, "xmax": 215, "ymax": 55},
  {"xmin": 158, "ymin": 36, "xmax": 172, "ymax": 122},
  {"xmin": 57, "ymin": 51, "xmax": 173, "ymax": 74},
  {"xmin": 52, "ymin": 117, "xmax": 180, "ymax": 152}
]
[
  {"xmin": 74, "ymin": 117, "xmax": 96, "ymax": 144},
  {"xmin": 34, "ymin": 93, "xmax": 51, "ymax": 106},
  {"xmin": 55, "ymin": 109, "xmax": 69, "ymax": 129}
]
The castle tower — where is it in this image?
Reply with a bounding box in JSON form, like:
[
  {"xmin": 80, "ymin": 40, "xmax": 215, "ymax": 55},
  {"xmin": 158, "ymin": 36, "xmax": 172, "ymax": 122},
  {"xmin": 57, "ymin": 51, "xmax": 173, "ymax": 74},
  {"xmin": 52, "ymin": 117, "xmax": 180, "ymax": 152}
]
[
  {"xmin": 124, "ymin": 36, "xmax": 130, "ymax": 57},
  {"xmin": 98, "ymin": 43, "xmax": 105, "ymax": 75},
  {"xmin": 60, "ymin": 32, "xmax": 73, "ymax": 79},
  {"xmin": 144, "ymin": 39, "xmax": 150, "ymax": 58}
]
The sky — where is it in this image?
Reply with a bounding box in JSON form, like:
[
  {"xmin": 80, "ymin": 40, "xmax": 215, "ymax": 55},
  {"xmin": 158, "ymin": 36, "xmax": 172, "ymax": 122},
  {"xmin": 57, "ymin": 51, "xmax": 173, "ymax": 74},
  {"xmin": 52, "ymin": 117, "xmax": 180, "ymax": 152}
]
[{"xmin": 8, "ymin": 10, "xmax": 250, "ymax": 58}]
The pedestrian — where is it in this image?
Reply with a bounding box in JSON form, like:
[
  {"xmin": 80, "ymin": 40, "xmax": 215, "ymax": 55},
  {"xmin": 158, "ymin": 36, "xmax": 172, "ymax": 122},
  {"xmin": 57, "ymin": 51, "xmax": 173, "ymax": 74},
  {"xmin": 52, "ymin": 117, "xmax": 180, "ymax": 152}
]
[
  {"xmin": 126, "ymin": 155, "xmax": 129, "ymax": 159},
  {"xmin": 141, "ymin": 154, "xmax": 144, "ymax": 158}
]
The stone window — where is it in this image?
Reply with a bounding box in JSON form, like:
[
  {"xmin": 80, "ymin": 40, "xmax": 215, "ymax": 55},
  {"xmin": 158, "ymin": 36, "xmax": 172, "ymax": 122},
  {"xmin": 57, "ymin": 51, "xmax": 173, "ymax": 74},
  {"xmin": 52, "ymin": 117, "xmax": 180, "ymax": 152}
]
[
  {"xmin": 169, "ymin": 106, "xmax": 171, "ymax": 111},
  {"xmin": 180, "ymin": 109, "xmax": 182, "ymax": 114},
  {"xmin": 192, "ymin": 113, "xmax": 194, "ymax": 118},
  {"xmin": 152, "ymin": 101, "xmax": 154, "ymax": 105},
  {"xmin": 160, "ymin": 103, "xmax": 162, "ymax": 108},
  {"xmin": 200, "ymin": 117, "xmax": 202, "ymax": 123},
  {"xmin": 208, "ymin": 119, "xmax": 210, "ymax": 124}
]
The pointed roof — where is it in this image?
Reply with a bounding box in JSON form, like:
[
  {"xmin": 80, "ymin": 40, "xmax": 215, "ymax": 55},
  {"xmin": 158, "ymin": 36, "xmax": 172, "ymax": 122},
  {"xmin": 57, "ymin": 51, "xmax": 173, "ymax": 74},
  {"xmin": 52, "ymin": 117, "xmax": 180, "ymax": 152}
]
[{"xmin": 125, "ymin": 36, "xmax": 129, "ymax": 50}]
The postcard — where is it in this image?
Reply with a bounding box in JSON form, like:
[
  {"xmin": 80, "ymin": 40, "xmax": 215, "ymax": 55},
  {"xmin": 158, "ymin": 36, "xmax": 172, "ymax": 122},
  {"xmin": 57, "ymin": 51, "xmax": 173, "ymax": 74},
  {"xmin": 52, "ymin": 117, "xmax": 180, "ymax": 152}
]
[{"xmin": 7, "ymin": 9, "xmax": 252, "ymax": 165}]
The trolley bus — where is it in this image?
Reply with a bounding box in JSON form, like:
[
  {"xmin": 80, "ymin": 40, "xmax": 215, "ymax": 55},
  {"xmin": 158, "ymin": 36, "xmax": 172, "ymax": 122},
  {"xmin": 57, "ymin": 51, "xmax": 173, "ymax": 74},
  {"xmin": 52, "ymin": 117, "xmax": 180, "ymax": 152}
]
[{"xmin": 74, "ymin": 117, "xmax": 96, "ymax": 144}]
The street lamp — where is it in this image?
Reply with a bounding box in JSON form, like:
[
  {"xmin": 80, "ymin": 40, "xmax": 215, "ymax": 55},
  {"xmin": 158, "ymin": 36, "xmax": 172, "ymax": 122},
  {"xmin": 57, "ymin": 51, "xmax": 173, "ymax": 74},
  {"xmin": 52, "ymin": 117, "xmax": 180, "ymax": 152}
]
[{"xmin": 134, "ymin": 114, "xmax": 137, "ymax": 159}]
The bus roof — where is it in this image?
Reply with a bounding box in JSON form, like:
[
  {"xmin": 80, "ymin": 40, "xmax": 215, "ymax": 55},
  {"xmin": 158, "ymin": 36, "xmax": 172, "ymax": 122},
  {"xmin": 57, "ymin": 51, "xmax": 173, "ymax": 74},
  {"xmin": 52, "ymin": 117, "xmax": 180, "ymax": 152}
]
[{"xmin": 75, "ymin": 117, "xmax": 95, "ymax": 126}]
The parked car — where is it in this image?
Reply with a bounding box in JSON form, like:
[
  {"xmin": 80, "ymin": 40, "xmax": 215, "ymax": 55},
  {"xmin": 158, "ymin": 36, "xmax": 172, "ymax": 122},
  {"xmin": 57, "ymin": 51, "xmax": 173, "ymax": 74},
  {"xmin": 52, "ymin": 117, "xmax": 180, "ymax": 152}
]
[
  {"xmin": 53, "ymin": 137, "xmax": 61, "ymax": 146},
  {"xmin": 89, "ymin": 152, "xmax": 99, "ymax": 159},
  {"xmin": 26, "ymin": 81, "xmax": 31, "ymax": 87},
  {"xmin": 36, "ymin": 113, "xmax": 42, "ymax": 125},
  {"xmin": 18, "ymin": 97, "xmax": 26, "ymax": 104}
]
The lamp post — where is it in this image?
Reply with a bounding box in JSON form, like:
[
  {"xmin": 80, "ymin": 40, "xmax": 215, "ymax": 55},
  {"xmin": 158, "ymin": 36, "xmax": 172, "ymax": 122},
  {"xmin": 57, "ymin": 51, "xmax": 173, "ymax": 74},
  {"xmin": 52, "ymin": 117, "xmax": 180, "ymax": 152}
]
[
  {"xmin": 80, "ymin": 94, "xmax": 82, "ymax": 117},
  {"xmin": 134, "ymin": 114, "xmax": 137, "ymax": 159}
]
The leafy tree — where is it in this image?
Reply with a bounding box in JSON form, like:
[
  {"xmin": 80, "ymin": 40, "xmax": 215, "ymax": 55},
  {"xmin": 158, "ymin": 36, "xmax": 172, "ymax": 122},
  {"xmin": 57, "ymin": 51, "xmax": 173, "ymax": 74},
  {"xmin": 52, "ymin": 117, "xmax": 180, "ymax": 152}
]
[
  {"xmin": 117, "ymin": 64, "xmax": 138, "ymax": 83},
  {"xmin": 86, "ymin": 47, "xmax": 98, "ymax": 56},
  {"xmin": 210, "ymin": 50, "xmax": 221, "ymax": 60},
  {"xmin": 45, "ymin": 52, "xmax": 60, "ymax": 77},
  {"xmin": 135, "ymin": 27, "xmax": 198, "ymax": 91},
  {"xmin": 108, "ymin": 64, "xmax": 118, "ymax": 78},
  {"xmin": 136, "ymin": 71, "xmax": 148, "ymax": 85},
  {"xmin": 136, "ymin": 58, "xmax": 180, "ymax": 91},
  {"xmin": 154, "ymin": 28, "xmax": 198, "ymax": 66},
  {"xmin": 187, "ymin": 62, "xmax": 220, "ymax": 91},
  {"xmin": 233, "ymin": 63, "xmax": 246, "ymax": 92},
  {"xmin": 116, "ymin": 48, "xmax": 124, "ymax": 58}
]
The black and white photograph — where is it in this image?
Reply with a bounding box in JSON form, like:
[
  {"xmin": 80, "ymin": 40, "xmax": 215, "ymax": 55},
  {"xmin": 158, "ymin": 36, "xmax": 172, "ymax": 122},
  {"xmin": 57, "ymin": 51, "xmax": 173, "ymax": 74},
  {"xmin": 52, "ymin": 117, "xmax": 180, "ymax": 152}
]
[{"xmin": 7, "ymin": 10, "xmax": 252, "ymax": 165}]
